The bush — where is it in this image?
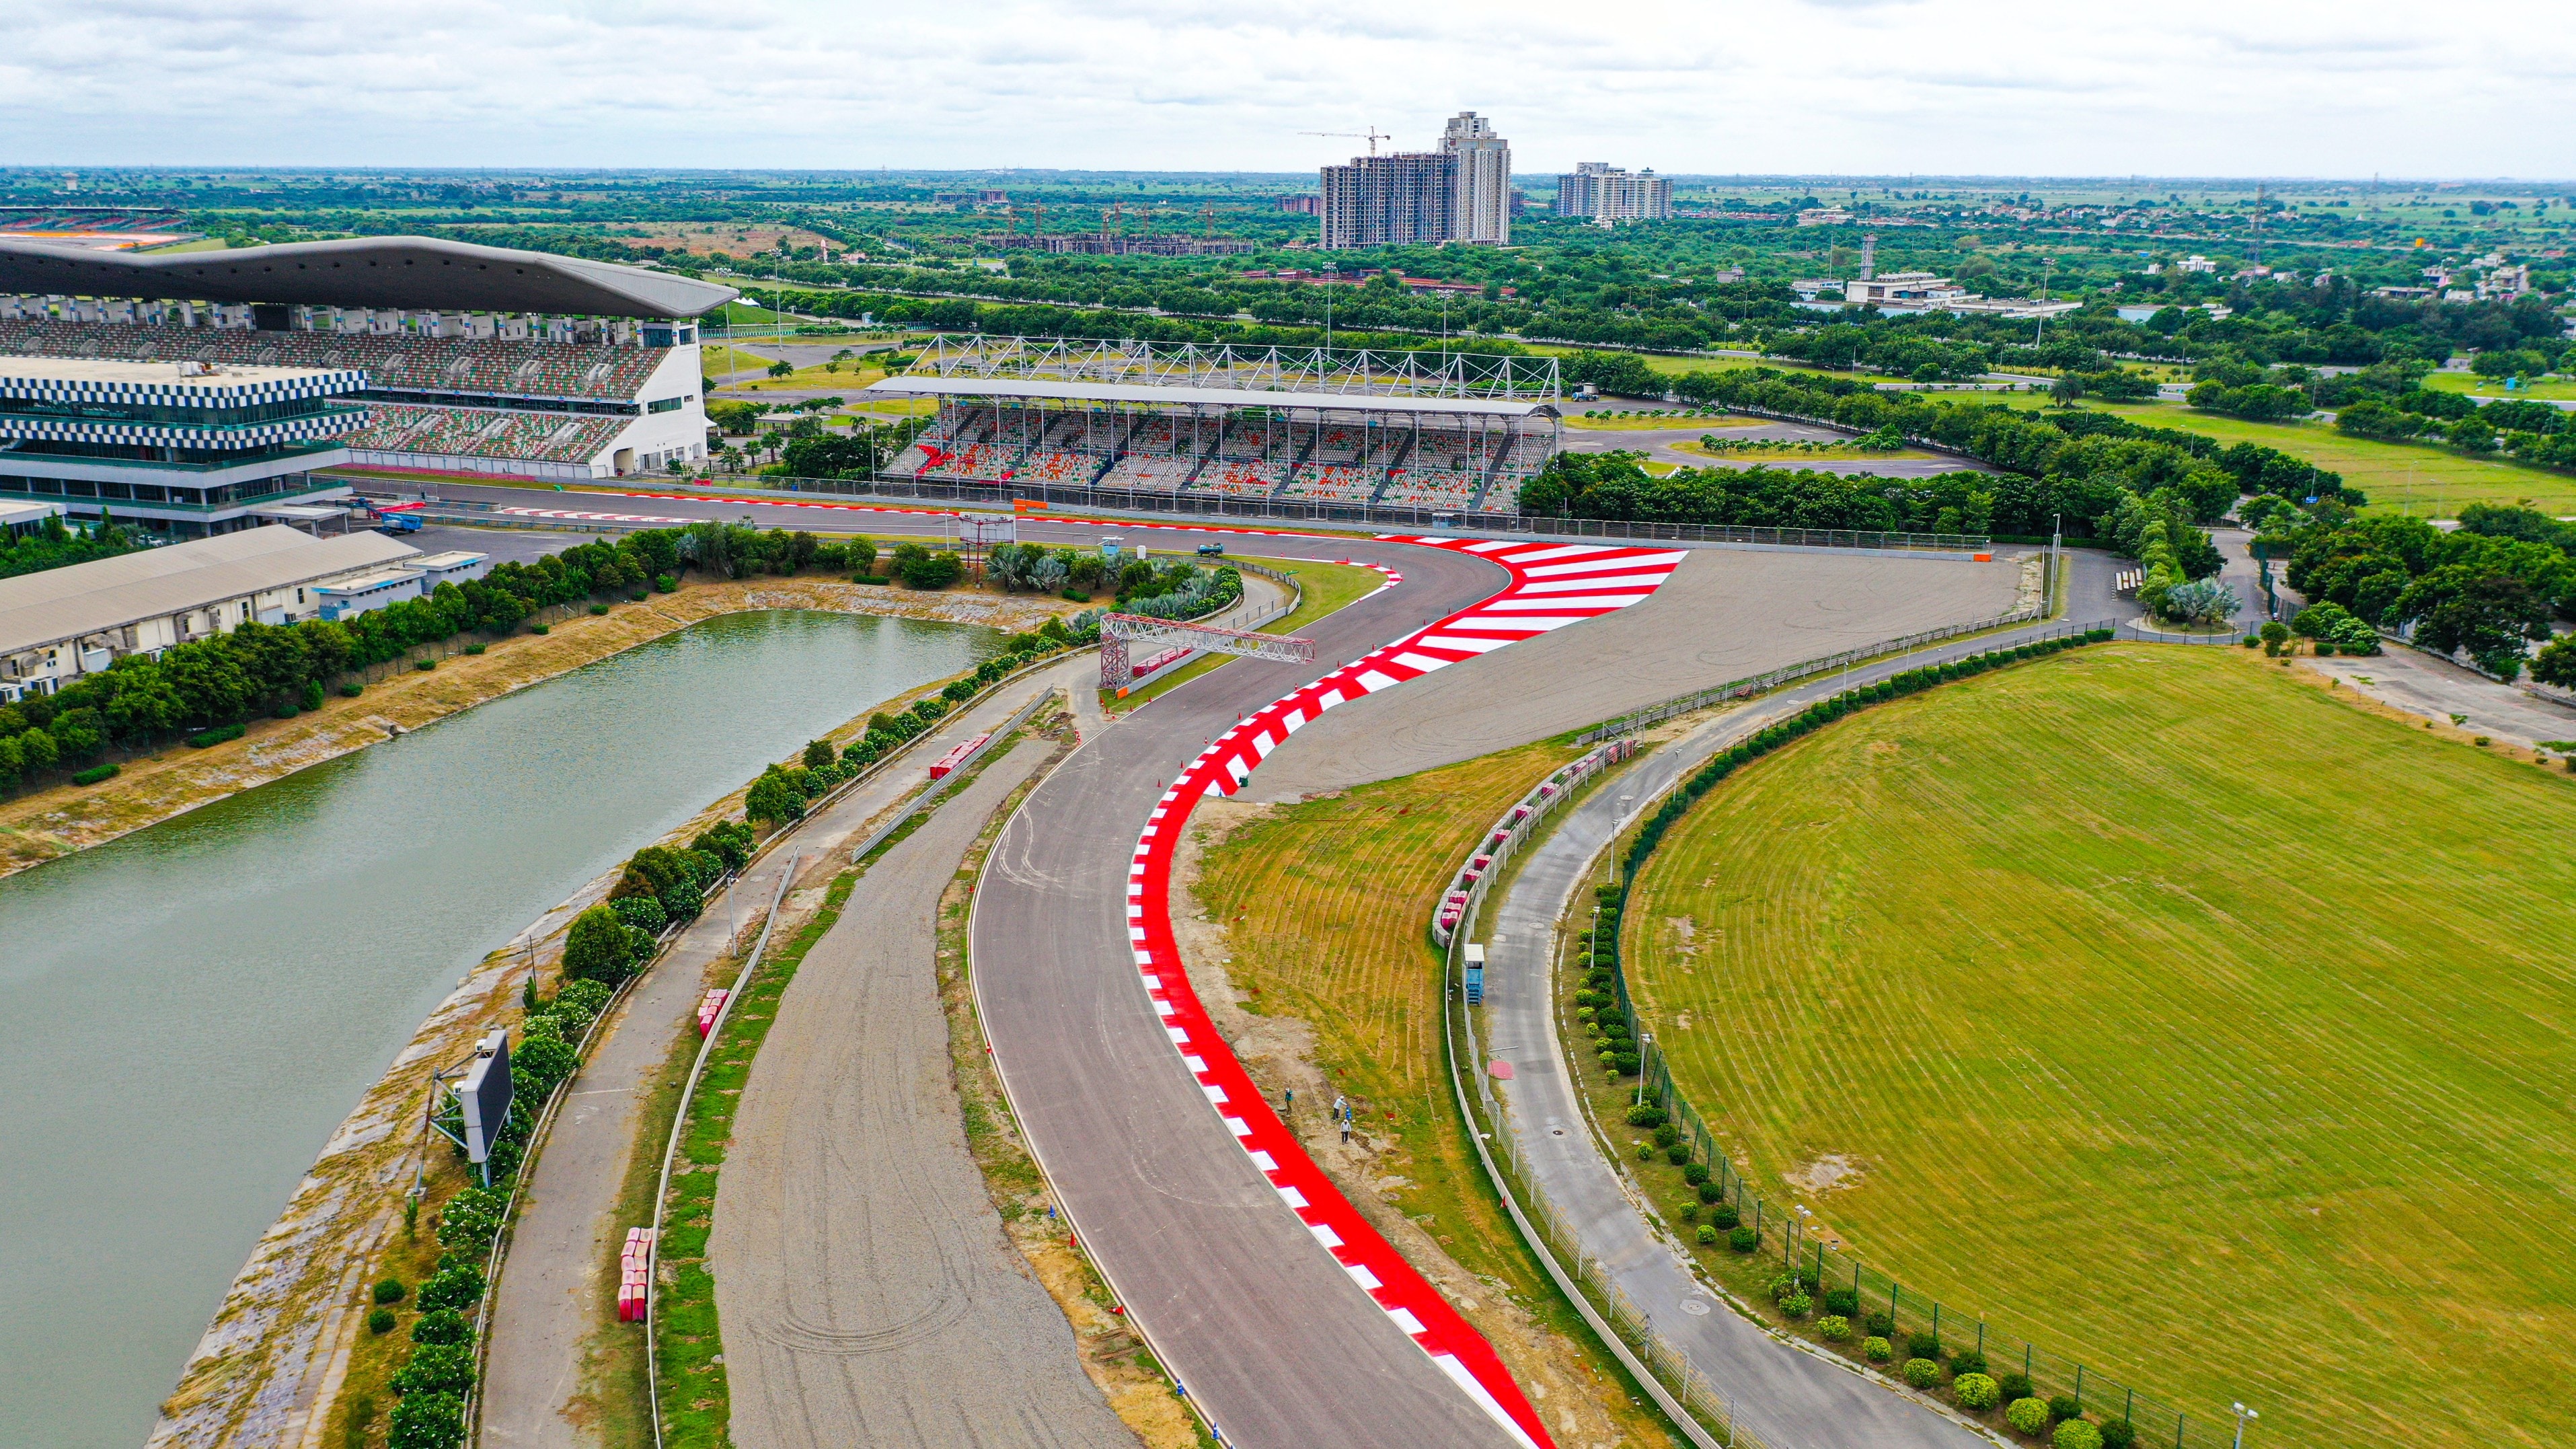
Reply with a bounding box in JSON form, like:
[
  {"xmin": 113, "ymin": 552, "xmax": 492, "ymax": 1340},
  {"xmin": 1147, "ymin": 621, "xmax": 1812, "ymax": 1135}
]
[
  {"xmin": 388, "ymin": 1341, "xmax": 475, "ymax": 1395},
  {"xmin": 1664, "ymin": 1143, "xmax": 1691, "ymax": 1164},
  {"xmin": 414, "ymin": 1265, "xmax": 486, "ymax": 1314},
  {"xmin": 656, "ymin": 573, "xmax": 677, "ymax": 593},
  {"xmin": 2054, "ymin": 1422, "xmax": 2103, "ymax": 1449},
  {"xmin": 1706, "ymin": 1203, "xmax": 1739, "ymax": 1228},
  {"xmin": 589, "ymin": 602, "xmax": 610, "ymax": 616},
  {"xmin": 562, "ymin": 904, "xmax": 637, "ymax": 987},
  {"xmin": 1696, "ymin": 1224, "xmax": 1717, "ymax": 1245},
  {"xmin": 1816, "ymin": 1314, "xmax": 1851, "ymax": 1342},
  {"xmin": 1901, "ymin": 1358, "xmax": 1942, "ymax": 1389},
  {"xmin": 1994, "ymin": 1370, "xmax": 2033, "ymax": 1401},
  {"xmin": 409, "ymin": 1308, "xmax": 471, "ymax": 1345},
  {"xmin": 529, "ymin": 623, "xmax": 549, "ymax": 635},
  {"xmin": 1612, "ymin": 1051, "xmax": 1641, "ymax": 1074},
  {"xmin": 367, "ymin": 1307, "xmax": 396, "ymax": 1335},
  {"xmin": 188, "ymin": 722, "xmax": 248, "ymax": 748},
  {"xmin": 414, "ymin": 659, "xmax": 437, "ymax": 671},
  {"xmin": 373, "ymin": 1277, "xmax": 406, "ymax": 1304},
  {"xmin": 611, "ymin": 895, "xmax": 668, "ymax": 936},
  {"xmin": 1953, "ymin": 1372, "xmax": 2001, "ymax": 1411},
  {"xmin": 2047, "ymin": 1395, "xmax": 2082, "ymax": 1425},
  {"xmin": 1823, "ymin": 1287, "xmax": 1859, "ymax": 1316},
  {"xmin": 1677, "ymin": 1203, "xmax": 1697, "ymax": 1223},
  {"xmin": 1697, "ymin": 1181, "xmax": 1724, "ymax": 1204},
  {"xmin": 1780, "ymin": 1290, "xmax": 1813, "ymax": 1318},
  {"xmin": 340, "ymin": 681, "xmax": 364, "ymax": 698},
  {"xmin": 1863, "ymin": 1336, "xmax": 1893, "ymax": 1363},
  {"xmin": 463, "ymin": 642, "xmax": 486, "ymax": 655},
  {"xmin": 1949, "ymin": 1350, "xmax": 1989, "ymax": 1378},
  {"xmin": 2007, "ymin": 1399, "xmax": 2052, "ymax": 1435},
  {"xmin": 2098, "ymin": 1421, "xmax": 2137, "ymax": 1449},
  {"xmin": 1681, "ymin": 1162, "xmax": 1710, "ymax": 1185},
  {"xmin": 1623, "ymin": 1105, "xmax": 1665, "ymax": 1127},
  {"xmin": 386, "ymin": 1389, "xmax": 464, "ymax": 1449},
  {"xmin": 71, "ymin": 763, "xmax": 119, "ymax": 786},
  {"xmin": 1727, "ymin": 1225, "xmax": 1759, "ymax": 1252},
  {"xmin": 1907, "ymin": 1330, "xmax": 1942, "ymax": 1361}
]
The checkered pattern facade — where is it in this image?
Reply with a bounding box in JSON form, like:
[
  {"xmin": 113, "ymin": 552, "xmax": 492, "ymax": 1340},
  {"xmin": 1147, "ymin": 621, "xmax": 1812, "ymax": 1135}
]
[
  {"xmin": 0, "ymin": 408, "xmax": 363, "ymax": 450},
  {"xmin": 0, "ymin": 368, "xmax": 369, "ymax": 407}
]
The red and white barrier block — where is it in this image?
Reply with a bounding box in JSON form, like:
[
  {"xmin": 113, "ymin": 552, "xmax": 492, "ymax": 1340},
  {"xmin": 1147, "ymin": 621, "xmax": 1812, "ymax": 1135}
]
[
  {"xmin": 1124, "ymin": 539, "xmax": 1685, "ymax": 1449},
  {"xmin": 695, "ymin": 989, "xmax": 728, "ymax": 1038},
  {"xmin": 617, "ymin": 1227, "xmax": 657, "ymax": 1322}
]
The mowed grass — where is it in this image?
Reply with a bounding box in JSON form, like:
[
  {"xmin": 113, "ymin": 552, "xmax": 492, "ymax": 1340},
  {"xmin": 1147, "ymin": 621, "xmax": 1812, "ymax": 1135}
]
[
  {"xmin": 1622, "ymin": 646, "xmax": 2576, "ymax": 1449},
  {"xmin": 2421, "ymin": 372, "xmax": 2576, "ymax": 403},
  {"xmin": 1994, "ymin": 395, "xmax": 2576, "ymax": 517}
]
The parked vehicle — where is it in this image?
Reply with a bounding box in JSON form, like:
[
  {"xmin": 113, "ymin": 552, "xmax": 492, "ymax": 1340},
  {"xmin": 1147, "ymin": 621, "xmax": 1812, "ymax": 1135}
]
[{"xmin": 1196, "ymin": 542, "xmax": 1225, "ymax": 557}]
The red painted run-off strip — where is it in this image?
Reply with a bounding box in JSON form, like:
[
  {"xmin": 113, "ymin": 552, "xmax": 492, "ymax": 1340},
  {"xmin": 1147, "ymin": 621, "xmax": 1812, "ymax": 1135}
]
[{"xmin": 1128, "ymin": 537, "xmax": 1687, "ymax": 1449}]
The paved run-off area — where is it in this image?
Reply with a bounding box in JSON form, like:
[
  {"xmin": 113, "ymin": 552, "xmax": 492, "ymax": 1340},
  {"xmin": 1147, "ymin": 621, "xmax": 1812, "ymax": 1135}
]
[{"xmin": 712, "ymin": 737, "xmax": 1135, "ymax": 1448}]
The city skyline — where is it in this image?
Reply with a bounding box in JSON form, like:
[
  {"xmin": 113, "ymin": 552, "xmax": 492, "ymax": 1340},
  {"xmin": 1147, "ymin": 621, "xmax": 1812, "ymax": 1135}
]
[{"xmin": 3, "ymin": 1, "xmax": 2570, "ymax": 176}]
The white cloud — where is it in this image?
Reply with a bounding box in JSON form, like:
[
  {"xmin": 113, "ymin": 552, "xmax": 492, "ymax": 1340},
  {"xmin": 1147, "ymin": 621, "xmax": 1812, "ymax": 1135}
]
[{"xmin": 0, "ymin": 0, "xmax": 2569, "ymax": 176}]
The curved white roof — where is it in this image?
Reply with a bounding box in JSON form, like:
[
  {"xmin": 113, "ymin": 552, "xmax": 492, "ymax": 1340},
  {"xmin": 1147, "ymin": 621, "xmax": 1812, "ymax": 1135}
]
[{"xmin": 0, "ymin": 236, "xmax": 738, "ymax": 319}]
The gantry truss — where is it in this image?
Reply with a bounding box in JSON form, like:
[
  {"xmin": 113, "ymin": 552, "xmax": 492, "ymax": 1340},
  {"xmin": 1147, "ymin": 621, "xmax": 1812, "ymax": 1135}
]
[
  {"xmin": 908, "ymin": 335, "xmax": 1560, "ymax": 404},
  {"xmin": 1098, "ymin": 612, "xmax": 1316, "ymax": 692}
]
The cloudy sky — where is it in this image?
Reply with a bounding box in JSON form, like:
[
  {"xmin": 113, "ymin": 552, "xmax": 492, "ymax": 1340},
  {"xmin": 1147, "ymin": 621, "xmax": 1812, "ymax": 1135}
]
[{"xmin": 5, "ymin": 0, "xmax": 2571, "ymax": 179}]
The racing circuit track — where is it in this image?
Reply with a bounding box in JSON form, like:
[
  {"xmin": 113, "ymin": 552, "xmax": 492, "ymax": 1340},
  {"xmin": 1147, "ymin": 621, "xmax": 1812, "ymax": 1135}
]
[{"xmin": 412, "ymin": 481, "xmax": 2031, "ymax": 1442}]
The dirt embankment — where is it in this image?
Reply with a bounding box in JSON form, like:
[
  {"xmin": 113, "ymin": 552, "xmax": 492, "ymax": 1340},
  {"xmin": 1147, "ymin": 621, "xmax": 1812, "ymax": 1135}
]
[{"xmin": 0, "ymin": 575, "xmax": 1076, "ymax": 881}]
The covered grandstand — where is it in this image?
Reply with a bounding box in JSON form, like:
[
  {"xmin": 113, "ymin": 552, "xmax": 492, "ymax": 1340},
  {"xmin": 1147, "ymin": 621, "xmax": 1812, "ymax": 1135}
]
[
  {"xmin": 868, "ymin": 338, "xmax": 1562, "ymax": 516},
  {"xmin": 0, "ymin": 236, "xmax": 733, "ymax": 483}
]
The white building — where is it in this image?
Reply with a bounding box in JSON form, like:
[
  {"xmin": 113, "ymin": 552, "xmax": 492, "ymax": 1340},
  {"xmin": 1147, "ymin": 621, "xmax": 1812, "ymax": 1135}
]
[
  {"xmin": 1844, "ymin": 270, "xmax": 1976, "ymax": 308},
  {"xmin": 1439, "ymin": 112, "xmax": 1513, "ymax": 245},
  {"xmin": 0, "ymin": 527, "xmax": 427, "ymax": 701},
  {"xmin": 1555, "ymin": 163, "xmax": 1672, "ymax": 223}
]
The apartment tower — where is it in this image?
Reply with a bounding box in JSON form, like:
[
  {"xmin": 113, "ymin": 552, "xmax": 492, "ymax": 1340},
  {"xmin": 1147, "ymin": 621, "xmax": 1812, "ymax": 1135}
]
[{"xmin": 1439, "ymin": 112, "xmax": 1513, "ymax": 244}]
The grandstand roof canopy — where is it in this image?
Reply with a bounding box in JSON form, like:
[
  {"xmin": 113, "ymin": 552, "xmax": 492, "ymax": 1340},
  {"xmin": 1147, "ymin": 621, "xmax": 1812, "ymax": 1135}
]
[
  {"xmin": 868, "ymin": 375, "xmax": 1555, "ymax": 418},
  {"xmin": 0, "ymin": 236, "xmax": 738, "ymax": 319}
]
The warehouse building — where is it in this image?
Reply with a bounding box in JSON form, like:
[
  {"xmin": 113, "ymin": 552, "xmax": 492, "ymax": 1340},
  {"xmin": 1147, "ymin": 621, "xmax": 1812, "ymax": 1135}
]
[{"xmin": 0, "ymin": 527, "xmax": 429, "ymax": 702}]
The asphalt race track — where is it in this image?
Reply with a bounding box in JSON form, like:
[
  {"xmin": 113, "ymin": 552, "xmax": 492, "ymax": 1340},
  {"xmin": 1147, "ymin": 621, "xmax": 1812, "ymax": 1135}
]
[
  {"xmin": 973, "ymin": 535, "xmax": 1536, "ymax": 1448},
  {"xmin": 1242, "ymin": 545, "xmax": 2023, "ymax": 801}
]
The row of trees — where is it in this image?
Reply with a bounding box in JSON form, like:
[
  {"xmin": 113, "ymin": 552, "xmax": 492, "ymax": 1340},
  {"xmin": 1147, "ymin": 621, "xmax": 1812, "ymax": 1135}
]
[
  {"xmin": 2282, "ymin": 505, "xmax": 2574, "ymax": 679},
  {"xmin": 0, "ymin": 522, "xmax": 888, "ymax": 796},
  {"xmin": 0, "ymin": 512, "xmax": 145, "ymax": 581}
]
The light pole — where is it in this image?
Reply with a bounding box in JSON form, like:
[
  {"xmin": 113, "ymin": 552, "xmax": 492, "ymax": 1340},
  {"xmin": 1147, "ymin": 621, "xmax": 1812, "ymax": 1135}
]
[
  {"xmin": 1635, "ymin": 1033, "xmax": 1651, "ymax": 1109},
  {"xmin": 2231, "ymin": 1403, "xmax": 2257, "ymax": 1449}
]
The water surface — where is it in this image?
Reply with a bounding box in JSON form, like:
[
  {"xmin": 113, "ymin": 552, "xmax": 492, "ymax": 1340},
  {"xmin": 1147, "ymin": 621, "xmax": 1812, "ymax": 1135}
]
[{"xmin": 0, "ymin": 609, "xmax": 1004, "ymax": 1448}]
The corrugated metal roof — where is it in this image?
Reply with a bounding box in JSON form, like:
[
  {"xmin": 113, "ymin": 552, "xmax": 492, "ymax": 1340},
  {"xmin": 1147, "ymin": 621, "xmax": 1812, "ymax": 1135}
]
[
  {"xmin": 866, "ymin": 375, "xmax": 1555, "ymax": 418},
  {"xmin": 1, "ymin": 529, "xmax": 421, "ymax": 655}
]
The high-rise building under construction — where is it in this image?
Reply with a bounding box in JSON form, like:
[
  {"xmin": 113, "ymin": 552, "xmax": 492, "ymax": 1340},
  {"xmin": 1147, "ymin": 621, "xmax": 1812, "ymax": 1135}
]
[{"xmin": 1318, "ymin": 113, "xmax": 1511, "ymax": 249}]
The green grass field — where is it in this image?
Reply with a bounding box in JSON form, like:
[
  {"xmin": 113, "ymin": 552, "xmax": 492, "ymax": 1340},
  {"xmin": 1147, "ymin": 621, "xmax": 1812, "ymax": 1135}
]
[
  {"xmin": 1998, "ymin": 396, "xmax": 2576, "ymax": 517},
  {"xmin": 1622, "ymin": 646, "xmax": 2576, "ymax": 1449},
  {"xmin": 1113, "ymin": 556, "xmax": 1381, "ymax": 706},
  {"xmin": 2421, "ymin": 372, "xmax": 2576, "ymax": 402}
]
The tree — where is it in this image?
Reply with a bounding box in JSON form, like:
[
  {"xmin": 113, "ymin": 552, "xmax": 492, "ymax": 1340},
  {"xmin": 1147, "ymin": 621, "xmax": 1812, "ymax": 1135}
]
[
  {"xmin": 766, "ymin": 358, "xmax": 794, "ymax": 379},
  {"xmin": 745, "ymin": 766, "xmax": 806, "ymax": 825},
  {"xmin": 2532, "ymin": 635, "xmax": 2576, "ymax": 688},
  {"xmin": 2049, "ymin": 373, "xmax": 2084, "ymax": 406},
  {"xmin": 562, "ymin": 905, "xmax": 636, "ymax": 987},
  {"xmin": 2408, "ymin": 571, "xmax": 2550, "ymax": 678}
]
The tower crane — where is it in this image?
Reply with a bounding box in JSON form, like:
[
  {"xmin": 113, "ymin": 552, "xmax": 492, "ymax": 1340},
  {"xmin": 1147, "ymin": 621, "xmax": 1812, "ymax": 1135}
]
[{"xmin": 1302, "ymin": 128, "xmax": 1392, "ymax": 156}]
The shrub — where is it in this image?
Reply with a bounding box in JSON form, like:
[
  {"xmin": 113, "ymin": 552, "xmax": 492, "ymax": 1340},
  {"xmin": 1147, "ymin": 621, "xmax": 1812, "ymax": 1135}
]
[
  {"xmin": 367, "ymin": 1307, "xmax": 396, "ymax": 1335},
  {"xmin": 1681, "ymin": 1162, "xmax": 1710, "ymax": 1185},
  {"xmin": 1993, "ymin": 1371, "xmax": 2034, "ymax": 1401},
  {"xmin": 373, "ymin": 1277, "xmax": 406, "ymax": 1305},
  {"xmin": 1696, "ymin": 1224, "xmax": 1717, "ymax": 1245},
  {"xmin": 1727, "ymin": 1225, "xmax": 1759, "ymax": 1252},
  {"xmin": 1901, "ymin": 1358, "xmax": 1942, "ymax": 1389},
  {"xmin": 1706, "ymin": 1203, "xmax": 1739, "ymax": 1228},
  {"xmin": 340, "ymin": 681, "xmax": 363, "ymax": 698},
  {"xmin": 1907, "ymin": 1331, "xmax": 1942, "ymax": 1361},
  {"xmin": 1823, "ymin": 1287, "xmax": 1859, "ymax": 1316},
  {"xmin": 562, "ymin": 904, "xmax": 637, "ymax": 987},
  {"xmin": 71, "ymin": 763, "xmax": 119, "ymax": 786},
  {"xmin": 1664, "ymin": 1144, "xmax": 1691, "ymax": 1164},
  {"xmin": 1950, "ymin": 1350, "xmax": 1989, "ymax": 1378},
  {"xmin": 1816, "ymin": 1314, "xmax": 1851, "ymax": 1342},
  {"xmin": 1863, "ymin": 1336, "xmax": 1893, "ymax": 1363},
  {"xmin": 388, "ymin": 1341, "xmax": 475, "ymax": 1395},
  {"xmin": 1637, "ymin": 1143, "xmax": 1655, "ymax": 1160},
  {"xmin": 529, "ymin": 623, "xmax": 548, "ymax": 635},
  {"xmin": 2047, "ymin": 1395, "xmax": 2082, "ymax": 1424},
  {"xmin": 2098, "ymin": 1421, "xmax": 2137, "ymax": 1449},
  {"xmin": 1622, "ymin": 1105, "xmax": 1664, "ymax": 1127},
  {"xmin": 188, "ymin": 722, "xmax": 248, "ymax": 748},
  {"xmin": 410, "ymin": 1308, "xmax": 471, "ymax": 1345},
  {"xmin": 414, "ymin": 659, "xmax": 437, "ymax": 671},
  {"xmin": 611, "ymin": 895, "xmax": 668, "ymax": 936},
  {"xmin": 1612, "ymin": 1052, "xmax": 1641, "ymax": 1074},
  {"xmin": 1953, "ymin": 1372, "xmax": 2001, "ymax": 1411},
  {"xmin": 1865, "ymin": 1309, "xmax": 1895, "ymax": 1337},
  {"xmin": 414, "ymin": 1265, "xmax": 486, "ymax": 1314},
  {"xmin": 656, "ymin": 573, "xmax": 677, "ymax": 593},
  {"xmin": 1678, "ymin": 1203, "xmax": 1697, "ymax": 1223},
  {"xmin": 2007, "ymin": 1399, "xmax": 2052, "ymax": 1435},
  {"xmin": 463, "ymin": 642, "xmax": 487, "ymax": 655},
  {"xmin": 387, "ymin": 1389, "xmax": 464, "ymax": 1449},
  {"xmin": 1780, "ymin": 1290, "xmax": 1813, "ymax": 1318},
  {"xmin": 2054, "ymin": 1422, "xmax": 2103, "ymax": 1449},
  {"xmin": 1697, "ymin": 1182, "xmax": 1724, "ymax": 1204},
  {"xmin": 273, "ymin": 700, "xmax": 300, "ymax": 719}
]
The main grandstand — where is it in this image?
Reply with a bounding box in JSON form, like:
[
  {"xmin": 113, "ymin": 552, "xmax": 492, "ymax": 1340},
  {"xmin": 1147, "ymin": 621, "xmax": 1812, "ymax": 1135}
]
[
  {"xmin": 869, "ymin": 338, "xmax": 1562, "ymax": 516},
  {"xmin": 0, "ymin": 236, "xmax": 732, "ymax": 507}
]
